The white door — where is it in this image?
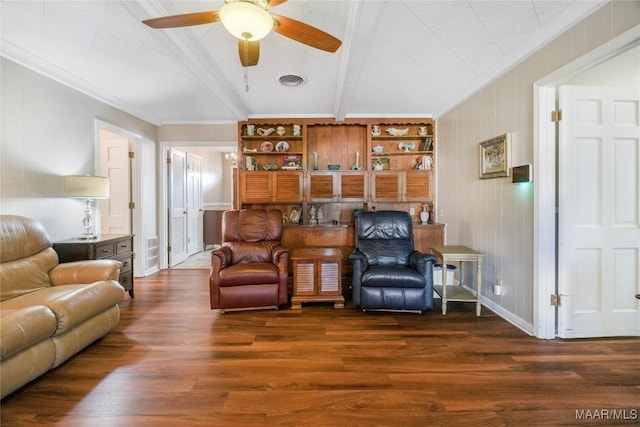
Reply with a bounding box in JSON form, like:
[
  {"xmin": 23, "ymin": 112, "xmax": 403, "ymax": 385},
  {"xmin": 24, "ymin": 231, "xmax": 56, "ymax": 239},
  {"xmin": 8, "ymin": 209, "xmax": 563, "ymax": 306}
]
[
  {"xmin": 187, "ymin": 153, "xmax": 203, "ymax": 255},
  {"xmin": 168, "ymin": 149, "xmax": 188, "ymax": 267},
  {"xmin": 558, "ymin": 85, "xmax": 640, "ymax": 338},
  {"xmin": 99, "ymin": 129, "xmax": 131, "ymax": 235}
]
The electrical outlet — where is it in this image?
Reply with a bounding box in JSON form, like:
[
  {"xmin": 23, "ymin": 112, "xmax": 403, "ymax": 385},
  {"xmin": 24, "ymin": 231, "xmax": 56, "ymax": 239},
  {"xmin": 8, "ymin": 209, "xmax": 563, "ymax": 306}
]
[
  {"xmin": 494, "ymin": 279, "xmax": 503, "ymax": 296},
  {"xmin": 409, "ymin": 208, "xmax": 415, "ymax": 216}
]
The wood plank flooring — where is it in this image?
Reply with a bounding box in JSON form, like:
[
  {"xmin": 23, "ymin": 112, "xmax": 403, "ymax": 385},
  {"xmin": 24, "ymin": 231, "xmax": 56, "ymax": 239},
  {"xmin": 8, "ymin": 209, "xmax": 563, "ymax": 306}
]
[{"xmin": 2, "ymin": 269, "xmax": 639, "ymax": 426}]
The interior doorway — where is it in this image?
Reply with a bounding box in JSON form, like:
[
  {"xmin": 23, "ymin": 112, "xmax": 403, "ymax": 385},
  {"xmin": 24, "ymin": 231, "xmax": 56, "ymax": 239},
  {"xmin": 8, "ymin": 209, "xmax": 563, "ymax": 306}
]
[
  {"xmin": 533, "ymin": 34, "xmax": 639, "ymax": 339},
  {"xmin": 159, "ymin": 142, "xmax": 236, "ymax": 270},
  {"xmin": 557, "ymin": 84, "xmax": 639, "ymax": 338},
  {"xmin": 96, "ymin": 120, "xmax": 143, "ymax": 276}
]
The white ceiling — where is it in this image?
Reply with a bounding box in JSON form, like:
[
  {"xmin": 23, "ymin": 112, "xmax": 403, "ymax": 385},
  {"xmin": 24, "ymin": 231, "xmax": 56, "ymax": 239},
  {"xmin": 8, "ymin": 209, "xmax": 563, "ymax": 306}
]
[{"xmin": 1, "ymin": 0, "xmax": 606, "ymax": 126}]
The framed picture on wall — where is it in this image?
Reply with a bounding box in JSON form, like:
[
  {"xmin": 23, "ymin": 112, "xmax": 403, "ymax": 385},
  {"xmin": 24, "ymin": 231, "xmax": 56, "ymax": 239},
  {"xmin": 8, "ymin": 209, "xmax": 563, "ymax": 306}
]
[{"xmin": 479, "ymin": 133, "xmax": 510, "ymax": 179}]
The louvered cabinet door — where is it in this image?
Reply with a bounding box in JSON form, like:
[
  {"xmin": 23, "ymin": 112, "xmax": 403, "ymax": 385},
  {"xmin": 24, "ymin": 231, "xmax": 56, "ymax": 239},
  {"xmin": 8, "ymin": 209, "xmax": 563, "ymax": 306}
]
[
  {"xmin": 307, "ymin": 172, "xmax": 336, "ymax": 202},
  {"xmin": 240, "ymin": 172, "xmax": 273, "ymax": 203},
  {"xmin": 294, "ymin": 261, "xmax": 316, "ymax": 296},
  {"xmin": 403, "ymin": 170, "xmax": 430, "ymax": 201},
  {"xmin": 318, "ymin": 260, "xmax": 341, "ymax": 295},
  {"xmin": 273, "ymin": 172, "xmax": 304, "ymax": 203},
  {"xmin": 338, "ymin": 172, "xmax": 367, "ymax": 201},
  {"xmin": 371, "ymin": 171, "xmax": 401, "ymax": 201}
]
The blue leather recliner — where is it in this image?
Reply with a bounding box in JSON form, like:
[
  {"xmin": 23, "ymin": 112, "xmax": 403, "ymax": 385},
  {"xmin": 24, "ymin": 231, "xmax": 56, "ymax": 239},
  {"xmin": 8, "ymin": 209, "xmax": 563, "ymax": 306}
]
[{"xmin": 350, "ymin": 210, "xmax": 437, "ymax": 313}]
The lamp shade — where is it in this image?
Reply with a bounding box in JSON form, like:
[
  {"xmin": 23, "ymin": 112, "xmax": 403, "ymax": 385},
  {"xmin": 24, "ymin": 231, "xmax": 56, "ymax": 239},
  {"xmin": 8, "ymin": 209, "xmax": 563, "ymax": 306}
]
[
  {"xmin": 64, "ymin": 176, "xmax": 110, "ymax": 199},
  {"xmin": 219, "ymin": 1, "xmax": 273, "ymax": 41}
]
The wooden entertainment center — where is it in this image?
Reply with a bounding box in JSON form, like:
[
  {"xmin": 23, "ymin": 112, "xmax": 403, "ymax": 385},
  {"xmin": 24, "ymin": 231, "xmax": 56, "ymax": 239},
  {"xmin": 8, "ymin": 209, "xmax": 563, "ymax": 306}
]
[{"xmin": 236, "ymin": 118, "xmax": 444, "ymax": 276}]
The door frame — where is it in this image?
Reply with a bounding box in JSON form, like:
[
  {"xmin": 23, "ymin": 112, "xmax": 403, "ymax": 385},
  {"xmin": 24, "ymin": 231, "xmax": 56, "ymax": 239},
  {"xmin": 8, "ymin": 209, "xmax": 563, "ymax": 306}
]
[
  {"xmin": 95, "ymin": 119, "xmax": 142, "ymax": 275},
  {"xmin": 532, "ymin": 27, "xmax": 639, "ymax": 339},
  {"xmin": 158, "ymin": 140, "xmax": 235, "ymax": 270}
]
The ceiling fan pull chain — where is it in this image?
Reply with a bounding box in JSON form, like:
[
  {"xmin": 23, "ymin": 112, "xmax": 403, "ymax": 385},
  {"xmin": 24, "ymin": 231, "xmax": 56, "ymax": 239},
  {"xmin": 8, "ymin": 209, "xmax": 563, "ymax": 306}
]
[{"xmin": 243, "ymin": 39, "xmax": 250, "ymax": 92}]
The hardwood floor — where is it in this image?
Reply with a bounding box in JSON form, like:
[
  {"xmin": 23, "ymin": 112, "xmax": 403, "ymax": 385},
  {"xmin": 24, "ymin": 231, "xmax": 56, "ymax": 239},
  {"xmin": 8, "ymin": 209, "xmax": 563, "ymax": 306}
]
[{"xmin": 2, "ymin": 269, "xmax": 639, "ymax": 426}]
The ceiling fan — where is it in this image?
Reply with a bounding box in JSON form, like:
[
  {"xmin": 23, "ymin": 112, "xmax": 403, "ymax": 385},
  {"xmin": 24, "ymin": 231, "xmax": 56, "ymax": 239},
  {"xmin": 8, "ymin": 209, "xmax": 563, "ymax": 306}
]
[{"xmin": 143, "ymin": 0, "xmax": 342, "ymax": 67}]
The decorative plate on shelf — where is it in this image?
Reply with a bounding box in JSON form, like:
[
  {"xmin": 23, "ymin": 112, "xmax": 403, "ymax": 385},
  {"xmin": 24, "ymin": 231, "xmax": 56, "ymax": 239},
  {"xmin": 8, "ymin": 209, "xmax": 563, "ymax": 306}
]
[
  {"xmin": 386, "ymin": 127, "xmax": 409, "ymax": 136},
  {"xmin": 260, "ymin": 141, "xmax": 274, "ymax": 152},
  {"xmin": 275, "ymin": 141, "xmax": 290, "ymax": 152}
]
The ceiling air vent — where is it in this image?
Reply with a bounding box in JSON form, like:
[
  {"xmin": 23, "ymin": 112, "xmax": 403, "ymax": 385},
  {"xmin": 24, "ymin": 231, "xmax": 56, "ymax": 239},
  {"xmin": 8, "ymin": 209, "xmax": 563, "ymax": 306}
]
[{"xmin": 278, "ymin": 74, "xmax": 304, "ymax": 87}]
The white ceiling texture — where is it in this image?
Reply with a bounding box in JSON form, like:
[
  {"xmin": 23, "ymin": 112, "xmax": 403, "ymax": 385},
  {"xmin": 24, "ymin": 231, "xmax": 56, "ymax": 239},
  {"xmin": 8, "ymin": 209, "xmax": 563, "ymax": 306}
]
[{"xmin": 1, "ymin": 0, "xmax": 606, "ymax": 125}]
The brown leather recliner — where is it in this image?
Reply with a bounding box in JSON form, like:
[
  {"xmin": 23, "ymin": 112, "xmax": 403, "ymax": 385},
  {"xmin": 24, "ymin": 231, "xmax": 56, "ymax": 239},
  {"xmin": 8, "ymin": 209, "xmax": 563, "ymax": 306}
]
[{"xmin": 209, "ymin": 209, "xmax": 289, "ymax": 312}]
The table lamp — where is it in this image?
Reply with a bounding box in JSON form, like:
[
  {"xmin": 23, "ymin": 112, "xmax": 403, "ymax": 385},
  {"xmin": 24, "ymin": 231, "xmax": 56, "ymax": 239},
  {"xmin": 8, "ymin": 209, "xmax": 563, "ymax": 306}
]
[{"xmin": 64, "ymin": 175, "xmax": 110, "ymax": 239}]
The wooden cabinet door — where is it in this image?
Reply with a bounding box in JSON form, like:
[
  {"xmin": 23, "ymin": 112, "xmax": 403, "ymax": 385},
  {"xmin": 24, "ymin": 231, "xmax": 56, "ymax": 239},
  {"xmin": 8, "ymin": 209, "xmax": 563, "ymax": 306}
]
[
  {"xmin": 413, "ymin": 226, "xmax": 444, "ymax": 253},
  {"xmin": 273, "ymin": 172, "xmax": 304, "ymax": 202},
  {"xmin": 307, "ymin": 172, "xmax": 336, "ymax": 202},
  {"xmin": 240, "ymin": 172, "xmax": 273, "ymax": 203},
  {"xmin": 338, "ymin": 172, "xmax": 367, "ymax": 201},
  {"xmin": 371, "ymin": 172, "xmax": 402, "ymax": 201},
  {"xmin": 404, "ymin": 171, "xmax": 430, "ymax": 201}
]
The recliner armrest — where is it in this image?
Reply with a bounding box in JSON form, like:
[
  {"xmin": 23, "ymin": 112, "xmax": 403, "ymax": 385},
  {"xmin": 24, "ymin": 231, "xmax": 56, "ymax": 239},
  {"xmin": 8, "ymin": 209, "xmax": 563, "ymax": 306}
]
[
  {"xmin": 409, "ymin": 251, "xmax": 437, "ymax": 275},
  {"xmin": 349, "ymin": 249, "xmax": 368, "ymax": 271},
  {"xmin": 211, "ymin": 246, "xmax": 232, "ymax": 271},
  {"xmin": 272, "ymin": 245, "xmax": 288, "ymax": 265},
  {"xmin": 49, "ymin": 260, "xmax": 122, "ymax": 285}
]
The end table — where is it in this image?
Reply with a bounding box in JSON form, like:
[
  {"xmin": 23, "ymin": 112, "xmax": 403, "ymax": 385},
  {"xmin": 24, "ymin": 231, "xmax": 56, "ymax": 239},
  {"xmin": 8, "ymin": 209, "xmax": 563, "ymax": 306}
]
[
  {"xmin": 53, "ymin": 234, "xmax": 134, "ymax": 298},
  {"xmin": 290, "ymin": 248, "xmax": 344, "ymax": 309},
  {"xmin": 430, "ymin": 245, "xmax": 484, "ymax": 316}
]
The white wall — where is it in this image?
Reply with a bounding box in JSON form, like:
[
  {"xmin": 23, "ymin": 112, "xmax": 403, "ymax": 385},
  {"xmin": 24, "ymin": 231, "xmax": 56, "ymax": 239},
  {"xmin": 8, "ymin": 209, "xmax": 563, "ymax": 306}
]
[
  {"xmin": 1, "ymin": 58, "xmax": 158, "ymax": 257},
  {"xmin": 436, "ymin": 1, "xmax": 639, "ymax": 332},
  {"xmin": 182, "ymin": 146, "xmax": 234, "ymax": 210},
  {"xmin": 568, "ymin": 44, "xmax": 639, "ymax": 87}
]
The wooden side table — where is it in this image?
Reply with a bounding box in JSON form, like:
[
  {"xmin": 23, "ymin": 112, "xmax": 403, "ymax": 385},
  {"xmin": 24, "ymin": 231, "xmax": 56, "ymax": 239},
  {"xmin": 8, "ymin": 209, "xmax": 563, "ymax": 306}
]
[
  {"xmin": 290, "ymin": 248, "xmax": 344, "ymax": 309},
  {"xmin": 53, "ymin": 234, "xmax": 134, "ymax": 298},
  {"xmin": 430, "ymin": 245, "xmax": 484, "ymax": 316}
]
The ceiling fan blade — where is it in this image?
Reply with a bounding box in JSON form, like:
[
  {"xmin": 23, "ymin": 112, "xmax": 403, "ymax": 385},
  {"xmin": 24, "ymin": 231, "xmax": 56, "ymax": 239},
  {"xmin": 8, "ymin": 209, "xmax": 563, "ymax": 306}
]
[
  {"xmin": 267, "ymin": 0, "xmax": 288, "ymax": 8},
  {"xmin": 238, "ymin": 40, "xmax": 260, "ymax": 67},
  {"xmin": 142, "ymin": 11, "xmax": 219, "ymax": 29},
  {"xmin": 271, "ymin": 14, "xmax": 341, "ymax": 53}
]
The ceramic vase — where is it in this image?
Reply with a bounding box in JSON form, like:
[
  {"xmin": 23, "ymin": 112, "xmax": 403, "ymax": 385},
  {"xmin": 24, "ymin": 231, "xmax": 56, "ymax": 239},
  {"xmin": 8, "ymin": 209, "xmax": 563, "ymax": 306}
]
[{"xmin": 420, "ymin": 205, "xmax": 429, "ymax": 224}]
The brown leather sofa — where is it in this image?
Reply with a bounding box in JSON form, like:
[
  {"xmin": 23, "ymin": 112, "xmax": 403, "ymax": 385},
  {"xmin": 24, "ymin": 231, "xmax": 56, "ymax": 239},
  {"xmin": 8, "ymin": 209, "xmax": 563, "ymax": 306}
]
[
  {"xmin": 0, "ymin": 215, "xmax": 125, "ymax": 399},
  {"xmin": 209, "ymin": 209, "xmax": 288, "ymax": 312}
]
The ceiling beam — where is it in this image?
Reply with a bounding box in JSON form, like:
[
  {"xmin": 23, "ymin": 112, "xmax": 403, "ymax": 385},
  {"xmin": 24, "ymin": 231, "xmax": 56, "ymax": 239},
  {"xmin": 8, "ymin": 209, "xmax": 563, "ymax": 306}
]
[
  {"xmin": 333, "ymin": 1, "xmax": 382, "ymax": 122},
  {"xmin": 123, "ymin": 1, "xmax": 249, "ymax": 122}
]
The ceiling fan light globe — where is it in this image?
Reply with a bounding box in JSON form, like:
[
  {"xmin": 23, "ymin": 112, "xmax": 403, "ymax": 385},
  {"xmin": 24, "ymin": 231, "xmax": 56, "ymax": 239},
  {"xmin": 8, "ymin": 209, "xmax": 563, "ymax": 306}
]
[{"xmin": 219, "ymin": 2, "xmax": 273, "ymax": 41}]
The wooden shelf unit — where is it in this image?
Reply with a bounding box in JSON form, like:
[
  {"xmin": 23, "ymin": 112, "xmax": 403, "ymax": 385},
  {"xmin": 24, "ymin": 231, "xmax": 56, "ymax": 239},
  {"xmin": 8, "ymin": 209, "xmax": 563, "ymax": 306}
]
[{"xmin": 236, "ymin": 118, "xmax": 442, "ymax": 273}]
